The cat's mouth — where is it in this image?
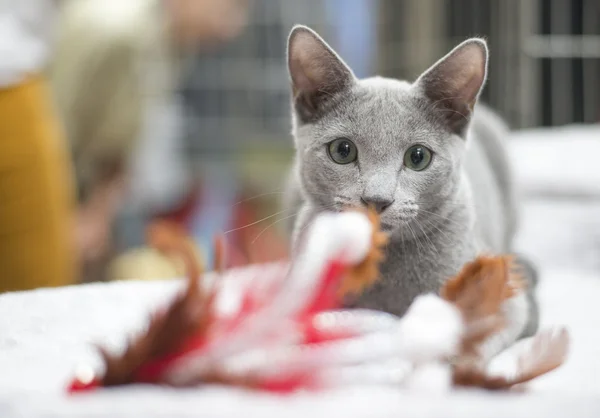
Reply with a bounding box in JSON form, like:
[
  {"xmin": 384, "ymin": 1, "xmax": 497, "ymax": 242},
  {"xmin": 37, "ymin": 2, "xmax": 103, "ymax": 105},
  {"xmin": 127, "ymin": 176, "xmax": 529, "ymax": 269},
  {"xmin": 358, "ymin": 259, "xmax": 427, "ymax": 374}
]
[{"xmin": 380, "ymin": 215, "xmax": 417, "ymax": 232}]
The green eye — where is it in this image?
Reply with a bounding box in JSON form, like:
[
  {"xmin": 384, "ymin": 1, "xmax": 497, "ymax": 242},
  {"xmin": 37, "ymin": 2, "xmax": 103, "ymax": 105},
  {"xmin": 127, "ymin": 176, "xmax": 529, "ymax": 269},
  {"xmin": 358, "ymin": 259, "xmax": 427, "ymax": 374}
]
[
  {"xmin": 404, "ymin": 144, "xmax": 433, "ymax": 171},
  {"xmin": 327, "ymin": 138, "xmax": 358, "ymax": 165}
]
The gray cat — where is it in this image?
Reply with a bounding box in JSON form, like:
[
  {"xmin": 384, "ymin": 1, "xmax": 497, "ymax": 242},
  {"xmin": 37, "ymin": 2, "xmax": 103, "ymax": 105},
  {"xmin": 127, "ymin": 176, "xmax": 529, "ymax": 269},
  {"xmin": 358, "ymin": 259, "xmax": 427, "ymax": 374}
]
[{"xmin": 283, "ymin": 25, "xmax": 538, "ymax": 359}]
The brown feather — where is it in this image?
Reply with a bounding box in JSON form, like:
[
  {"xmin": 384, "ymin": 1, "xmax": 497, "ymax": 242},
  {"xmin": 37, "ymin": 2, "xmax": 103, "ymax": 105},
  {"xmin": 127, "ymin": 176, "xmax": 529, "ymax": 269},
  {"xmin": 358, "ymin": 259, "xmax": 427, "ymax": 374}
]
[
  {"xmin": 444, "ymin": 255, "xmax": 569, "ymax": 391},
  {"xmin": 509, "ymin": 327, "xmax": 569, "ymax": 386},
  {"xmin": 338, "ymin": 208, "xmax": 389, "ymax": 298},
  {"xmin": 441, "ymin": 255, "xmax": 522, "ymax": 320},
  {"xmin": 99, "ymin": 223, "xmax": 211, "ymax": 386},
  {"xmin": 146, "ymin": 220, "xmax": 204, "ymax": 279},
  {"xmin": 440, "ymin": 255, "xmax": 525, "ymax": 356},
  {"xmin": 453, "ymin": 328, "xmax": 569, "ymax": 390}
]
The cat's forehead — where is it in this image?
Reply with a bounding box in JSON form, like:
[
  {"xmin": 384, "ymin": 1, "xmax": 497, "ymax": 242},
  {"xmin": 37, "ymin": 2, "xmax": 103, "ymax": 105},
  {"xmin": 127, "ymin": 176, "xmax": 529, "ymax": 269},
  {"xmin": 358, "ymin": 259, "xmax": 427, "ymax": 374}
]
[
  {"xmin": 360, "ymin": 76, "xmax": 411, "ymax": 90},
  {"xmin": 350, "ymin": 77, "xmax": 422, "ymax": 120},
  {"xmin": 318, "ymin": 76, "xmax": 441, "ymax": 142}
]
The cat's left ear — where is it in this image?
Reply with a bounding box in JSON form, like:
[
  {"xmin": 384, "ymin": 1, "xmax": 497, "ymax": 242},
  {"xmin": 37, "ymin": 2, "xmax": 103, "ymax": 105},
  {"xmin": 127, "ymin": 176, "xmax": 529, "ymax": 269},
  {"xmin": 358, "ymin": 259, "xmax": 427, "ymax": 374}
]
[
  {"xmin": 287, "ymin": 25, "xmax": 356, "ymax": 122},
  {"xmin": 415, "ymin": 38, "xmax": 488, "ymax": 136}
]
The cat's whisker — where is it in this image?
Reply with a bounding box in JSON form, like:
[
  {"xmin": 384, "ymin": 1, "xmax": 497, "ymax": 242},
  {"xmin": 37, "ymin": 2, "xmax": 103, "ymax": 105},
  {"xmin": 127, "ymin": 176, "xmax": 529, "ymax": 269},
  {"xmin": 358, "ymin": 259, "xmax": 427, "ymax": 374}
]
[
  {"xmin": 399, "ymin": 226, "xmax": 407, "ymax": 253},
  {"xmin": 222, "ymin": 186, "xmax": 353, "ymax": 237},
  {"xmin": 250, "ymin": 213, "xmax": 300, "ymax": 245},
  {"xmin": 425, "ymin": 218, "xmax": 453, "ymax": 250},
  {"xmin": 415, "ymin": 207, "xmax": 469, "ymax": 229},
  {"xmin": 250, "ymin": 202, "xmax": 340, "ymax": 245},
  {"xmin": 413, "ymin": 199, "xmax": 474, "ymax": 207},
  {"xmin": 413, "ymin": 220, "xmax": 440, "ymax": 257},
  {"xmin": 414, "ymin": 199, "xmax": 481, "ymax": 210},
  {"xmin": 413, "ymin": 226, "xmax": 428, "ymax": 260},
  {"xmin": 419, "ymin": 216, "xmax": 454, "ymax": 244},
  {"xmin": 222, "ymin": 208, "xmax": 292, "ymax": 235},
  {"xmin": 231, "ymin": 190, "xmax": 285, "ymax": 207},
  {"xmin": 405, "ymin": 222, "xmax": 424, "ymax": 262},
  {"xmin": 230, "ymin": 187, "xmax": 350, "ymax": 210},
  {"xmin": 292, "ymin": 214, "xmax": 318, "ymax": 247}
]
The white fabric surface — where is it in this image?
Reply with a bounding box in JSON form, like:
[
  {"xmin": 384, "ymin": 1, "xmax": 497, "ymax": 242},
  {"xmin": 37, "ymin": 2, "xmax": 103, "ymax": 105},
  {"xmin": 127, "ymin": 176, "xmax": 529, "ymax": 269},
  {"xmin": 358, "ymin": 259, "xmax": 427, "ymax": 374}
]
[
  {"xmin": 509, "ymin": 124, "xmax": 600, "ymax": 198},
  {"xmin": 1, "ymin": 125, "xmax": 600, "ymax": 417}
]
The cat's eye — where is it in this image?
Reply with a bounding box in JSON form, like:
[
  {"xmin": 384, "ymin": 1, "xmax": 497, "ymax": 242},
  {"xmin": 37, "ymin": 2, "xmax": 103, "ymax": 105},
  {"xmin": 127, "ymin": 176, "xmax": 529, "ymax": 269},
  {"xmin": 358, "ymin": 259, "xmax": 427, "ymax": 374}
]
[
  {"xmin": 404, "ymin": 144, "xmax": 433, "ymax": 171},
  {"xmin": 327, "ymin": 138, "xmax": 358, "ymax": 165}
]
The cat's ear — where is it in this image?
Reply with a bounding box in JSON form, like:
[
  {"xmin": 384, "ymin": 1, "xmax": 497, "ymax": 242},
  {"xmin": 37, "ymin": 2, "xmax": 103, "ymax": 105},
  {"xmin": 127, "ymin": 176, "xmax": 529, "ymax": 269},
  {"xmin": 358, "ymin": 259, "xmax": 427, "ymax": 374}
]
[
  {"xmin": 415, "ymin": 38, "xmax": 488, "ymax": 135},
  {"xmin": 287, "ymin": 25, "xmax": 355, "ymax": 122}
]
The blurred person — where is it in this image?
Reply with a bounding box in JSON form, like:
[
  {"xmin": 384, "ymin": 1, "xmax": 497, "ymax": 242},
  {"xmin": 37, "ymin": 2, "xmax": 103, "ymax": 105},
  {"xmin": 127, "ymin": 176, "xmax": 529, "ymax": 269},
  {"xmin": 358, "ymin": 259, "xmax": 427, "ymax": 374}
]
[
  {"xmin": 50, "ymin": 0, "xmax": 250, "ymax": 281},
  {"xmin": 0, "ymin": 0, "xmax": 77, "ymax": 292}
]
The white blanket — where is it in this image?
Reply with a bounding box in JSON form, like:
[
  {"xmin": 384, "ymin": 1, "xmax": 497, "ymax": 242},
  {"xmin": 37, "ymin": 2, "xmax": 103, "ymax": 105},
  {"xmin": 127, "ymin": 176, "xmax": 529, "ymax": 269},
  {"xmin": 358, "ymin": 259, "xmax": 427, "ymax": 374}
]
[
  {"xmin": 509, "ymin": 124, "xmax": 600, "ymax": 199},
  {"xmin": 1, "ymin": 125, "xmax": 600, "ymax": 417}
]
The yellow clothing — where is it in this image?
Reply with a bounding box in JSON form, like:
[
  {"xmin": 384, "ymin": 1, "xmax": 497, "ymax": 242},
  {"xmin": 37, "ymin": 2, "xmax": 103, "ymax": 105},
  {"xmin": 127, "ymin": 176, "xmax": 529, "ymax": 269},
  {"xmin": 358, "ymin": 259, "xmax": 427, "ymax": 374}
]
[{"xmin": 0, "ymin": 76, "xmax": 77, "ymax": 292}]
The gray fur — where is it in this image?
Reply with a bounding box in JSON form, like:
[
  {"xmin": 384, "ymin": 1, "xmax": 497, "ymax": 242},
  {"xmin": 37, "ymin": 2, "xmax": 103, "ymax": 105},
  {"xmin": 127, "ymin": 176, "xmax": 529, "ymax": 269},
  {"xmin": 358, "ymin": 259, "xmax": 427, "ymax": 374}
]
[{"xmin": 283, "ymin": 26, "xmax": 538, "ymax": 354}]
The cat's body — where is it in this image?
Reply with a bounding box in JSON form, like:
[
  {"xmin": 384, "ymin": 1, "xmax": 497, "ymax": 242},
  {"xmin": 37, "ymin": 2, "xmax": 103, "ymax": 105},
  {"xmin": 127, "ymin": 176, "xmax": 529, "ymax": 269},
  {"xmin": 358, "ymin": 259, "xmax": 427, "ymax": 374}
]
[{"xmin": 283, "ymin": 26, "xmax": 538, "ymax": 358}]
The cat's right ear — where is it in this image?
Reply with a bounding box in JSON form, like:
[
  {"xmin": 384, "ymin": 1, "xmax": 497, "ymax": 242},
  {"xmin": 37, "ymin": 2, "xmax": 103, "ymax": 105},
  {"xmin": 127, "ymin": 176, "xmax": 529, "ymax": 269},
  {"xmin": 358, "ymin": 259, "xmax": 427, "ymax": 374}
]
[
  {"xmin": 287, "ymin": 25, "xmax": 355, "ymax": 122},
  {"xmin": 414, "ymin": 38, "xmax": 488, "ymax": 136}
]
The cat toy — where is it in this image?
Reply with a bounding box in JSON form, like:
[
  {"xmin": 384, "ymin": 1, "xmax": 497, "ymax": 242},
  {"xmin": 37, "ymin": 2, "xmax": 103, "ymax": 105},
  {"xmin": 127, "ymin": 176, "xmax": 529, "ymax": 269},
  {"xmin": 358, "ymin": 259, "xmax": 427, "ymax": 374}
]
[{"xmin": 67, "ymin": 209, "xmax": 569, "ymax": 394}]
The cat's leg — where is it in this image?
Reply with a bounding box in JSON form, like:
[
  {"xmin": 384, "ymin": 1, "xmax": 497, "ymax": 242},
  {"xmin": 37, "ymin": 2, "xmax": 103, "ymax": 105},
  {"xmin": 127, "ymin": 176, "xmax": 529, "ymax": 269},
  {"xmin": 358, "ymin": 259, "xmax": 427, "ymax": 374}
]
[
  {"xmin": 478, "ymin": 254, "xmax": 540, "ymax": 360},
  {"xmin": 514, "ymin": 254, "xmax": 540, "ymax": 338}
]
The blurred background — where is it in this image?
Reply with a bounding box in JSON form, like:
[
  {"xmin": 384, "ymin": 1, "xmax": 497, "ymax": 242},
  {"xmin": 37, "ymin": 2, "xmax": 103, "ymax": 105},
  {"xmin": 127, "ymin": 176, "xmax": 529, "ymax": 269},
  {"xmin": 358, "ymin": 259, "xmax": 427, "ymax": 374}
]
[{"xmin": 2, "ymin": 0, "xmax": 599, "ymax": 289}]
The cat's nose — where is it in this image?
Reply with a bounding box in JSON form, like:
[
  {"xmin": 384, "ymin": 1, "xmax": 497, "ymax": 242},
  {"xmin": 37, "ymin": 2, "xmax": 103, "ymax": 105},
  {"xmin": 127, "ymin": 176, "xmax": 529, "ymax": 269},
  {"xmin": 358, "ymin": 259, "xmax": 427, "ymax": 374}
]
[{"xmin": 360, "ymin": 197, "xmax": 394, "ymax": 213}]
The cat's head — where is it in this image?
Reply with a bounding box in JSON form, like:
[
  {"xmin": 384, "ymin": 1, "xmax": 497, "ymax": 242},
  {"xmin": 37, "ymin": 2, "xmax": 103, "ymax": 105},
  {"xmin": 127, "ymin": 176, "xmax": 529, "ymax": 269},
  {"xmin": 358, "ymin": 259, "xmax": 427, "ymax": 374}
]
[{"xmin": 287, "ymin": 25, "xmax": 488, "ymax": 233}]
